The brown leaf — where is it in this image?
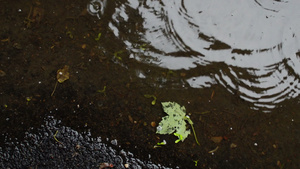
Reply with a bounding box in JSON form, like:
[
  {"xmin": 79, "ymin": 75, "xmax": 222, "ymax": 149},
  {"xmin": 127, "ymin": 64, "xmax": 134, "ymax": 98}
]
[
  {"xmin": 210, "ymin": 136, "xmax": 223, "ymax": 143},
  {"xmin": 57, "ymin": 65, "xmax": 70, "ymax": 83}
]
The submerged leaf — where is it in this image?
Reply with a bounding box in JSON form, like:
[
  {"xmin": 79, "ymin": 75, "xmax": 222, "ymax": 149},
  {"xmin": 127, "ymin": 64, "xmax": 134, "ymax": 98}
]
[
  {"xmin": 156, "ymin": 102, "xmax": 190, "ymax": 142},
  {"xmin": 57, "ymin": 65, "xmax": 70, "ymax": 83},
  {"xmin": 211, "ymin": 136, "xmax": 223, "ymax": 143}
]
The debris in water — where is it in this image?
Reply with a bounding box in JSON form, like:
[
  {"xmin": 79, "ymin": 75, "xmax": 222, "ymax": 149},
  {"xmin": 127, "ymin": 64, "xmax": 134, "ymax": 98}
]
[
  {"xmin": 154, "ymin": 140, "xmax": 167, "ymax": 148},
  {"xmin": 208, "ymin": 146, "xmax": 219, "ymax": 154},
  {"xmin": 193, "ymin": 160, "xmax": 198, "ymax": 166},
  {"xmin": 66, "ymin": 31, "xmax": 74, "ymax": 39},
  {"xmin": 51, "ymin": 65, "xmax": 70, "ymax": 96},
  {"xmin": 97, "ymin": 86, "xmax": 106, "ymax": 95},
  {"xmin": 150, "ymin": 121, "xmax": 156, "ymax": 127},
  {"xmin": 210, "ymin": 90, "xmax": 215, "ymax": 100},
  {"xmin": 95, "ymin": 33, "xmax": 101, "ymax": 41},
  {"xmin": 114, "ymin": 51, "xmax": 123, "ymax": 61},
  {"xmin": 230, "ymin": 143, "xmax": 237, "ymax": 148},
  {"xmin": 144, "ymin": 94, "xmax": 157, "ymax": 105},
  {"xmin": 57, "ymin": 65, "xmax": 70, "ymax": 83},
  {"xmin": 156, "ymin": 102, "xmax": 200, "ymax": 145},
  {"xmin": 210, "ymin": 136, "xmax": 223, "ymax": 143}
]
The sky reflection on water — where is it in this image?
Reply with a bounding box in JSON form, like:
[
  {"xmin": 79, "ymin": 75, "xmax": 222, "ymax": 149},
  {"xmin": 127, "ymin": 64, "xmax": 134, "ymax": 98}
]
[{"xmin": 88, "ymin": 0, "xmax": 300, "ymax": 111}]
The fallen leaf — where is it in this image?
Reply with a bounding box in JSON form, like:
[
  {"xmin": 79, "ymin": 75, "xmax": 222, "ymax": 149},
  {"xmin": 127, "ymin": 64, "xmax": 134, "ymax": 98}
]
[
  {"xmin": 57, "ymin": 65, "xmax": 70, "ymax": 83},
  {"xmin": 210, "ymin": 136, "xmax": 223, "ymax": 143}
]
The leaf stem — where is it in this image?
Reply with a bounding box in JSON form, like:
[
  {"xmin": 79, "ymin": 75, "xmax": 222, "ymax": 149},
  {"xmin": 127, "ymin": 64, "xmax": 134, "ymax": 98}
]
[
  {"xmin": 51, "ymin": 81, "xmax": 58, "ymax": 96},
  {"xmin": 185, "ymin": 116, "xmax": 200, "ymax": 146},
  {"xmin": 190, "ymin": 123, "xmax": 200, "ymax": 146}
]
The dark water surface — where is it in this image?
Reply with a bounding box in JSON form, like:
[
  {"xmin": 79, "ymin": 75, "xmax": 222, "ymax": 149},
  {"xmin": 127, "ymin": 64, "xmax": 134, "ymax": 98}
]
[{"xmin": 0, "ymin": 0, "xmax": 299, "ymax": 168}]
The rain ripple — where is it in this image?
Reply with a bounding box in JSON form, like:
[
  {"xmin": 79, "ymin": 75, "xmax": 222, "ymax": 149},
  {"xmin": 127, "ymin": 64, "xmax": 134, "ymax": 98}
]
[{"xmin": 88, "ymin": 0, "xmax": 300, "ymax": 111}]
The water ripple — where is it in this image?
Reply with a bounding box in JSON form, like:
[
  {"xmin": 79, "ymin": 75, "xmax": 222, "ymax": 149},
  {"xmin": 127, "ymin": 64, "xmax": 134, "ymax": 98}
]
[{"xmin": 88, "ymin": 0, "xmax": 300, "ymax": 111}]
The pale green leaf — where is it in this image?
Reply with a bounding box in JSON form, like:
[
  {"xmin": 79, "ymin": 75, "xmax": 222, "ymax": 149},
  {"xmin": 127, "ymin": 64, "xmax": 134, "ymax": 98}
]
[{"xmin": 156, "ymin": 102, "xmax": 191, "ymax": 142}]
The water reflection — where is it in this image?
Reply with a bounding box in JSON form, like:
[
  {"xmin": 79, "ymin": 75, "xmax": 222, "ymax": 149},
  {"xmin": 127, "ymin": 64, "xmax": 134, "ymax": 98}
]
[
  {"xmin": 87, "ymin": 0, "xmax": 107, "ymax": 19},
  {"xmin": 88, "ymin": 0, "xmax": 300, "ymax": 111}
]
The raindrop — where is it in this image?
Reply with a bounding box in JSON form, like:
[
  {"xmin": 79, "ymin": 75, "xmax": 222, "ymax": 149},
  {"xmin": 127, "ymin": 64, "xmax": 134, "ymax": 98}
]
[
  {"xmin": 156, "ymin": 126, "xmax": 162, "ymax": 132},
  {"xmin": 87, "ymin": 0, "xmax": 107, "ymax": 19}
]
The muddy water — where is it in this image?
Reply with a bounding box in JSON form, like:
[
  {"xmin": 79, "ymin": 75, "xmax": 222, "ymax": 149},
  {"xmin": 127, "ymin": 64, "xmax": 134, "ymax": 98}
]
[{"xmin": 0, "ymin": 0, "xmax": 299, "ymax": 168}]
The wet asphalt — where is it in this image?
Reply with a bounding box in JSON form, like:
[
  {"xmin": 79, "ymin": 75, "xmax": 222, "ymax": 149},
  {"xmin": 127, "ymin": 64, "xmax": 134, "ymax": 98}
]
[{"xmin": 0, "ymin": 116, "xmax": 171, "ymax": 169}]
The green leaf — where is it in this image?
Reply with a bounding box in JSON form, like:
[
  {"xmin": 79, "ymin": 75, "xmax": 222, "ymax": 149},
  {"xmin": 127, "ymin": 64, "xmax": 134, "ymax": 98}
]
[{"xmin": 156, "ymin": 102, "xmax": 191, "ymax": 143}]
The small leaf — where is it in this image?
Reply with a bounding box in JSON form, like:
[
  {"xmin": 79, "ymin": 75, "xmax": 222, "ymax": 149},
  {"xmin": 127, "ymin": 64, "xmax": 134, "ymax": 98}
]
[
  {"xmin": 211, "ymin": 136, "xmax": 223, "ymax": 143},
  {"xmin": 156, "ymin": 102, "xmax": 200, "ymax": 145},
  {"xmin": 156, "ymin": 102, "xmax": 190, "ymax": 142},
  {"xmin": 57, "ymin": 65, "xmax": 70, "ymax": 83}
]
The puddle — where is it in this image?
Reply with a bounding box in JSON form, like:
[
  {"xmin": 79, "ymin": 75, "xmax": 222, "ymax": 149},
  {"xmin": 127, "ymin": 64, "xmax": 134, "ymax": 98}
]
[
  {"xmin": 0, "ymin": 0, "xmax": 299, "ymax": 168},
  {"xmin": 104, "ymin": 0, "xmax": 300, "ymax": 111}
]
